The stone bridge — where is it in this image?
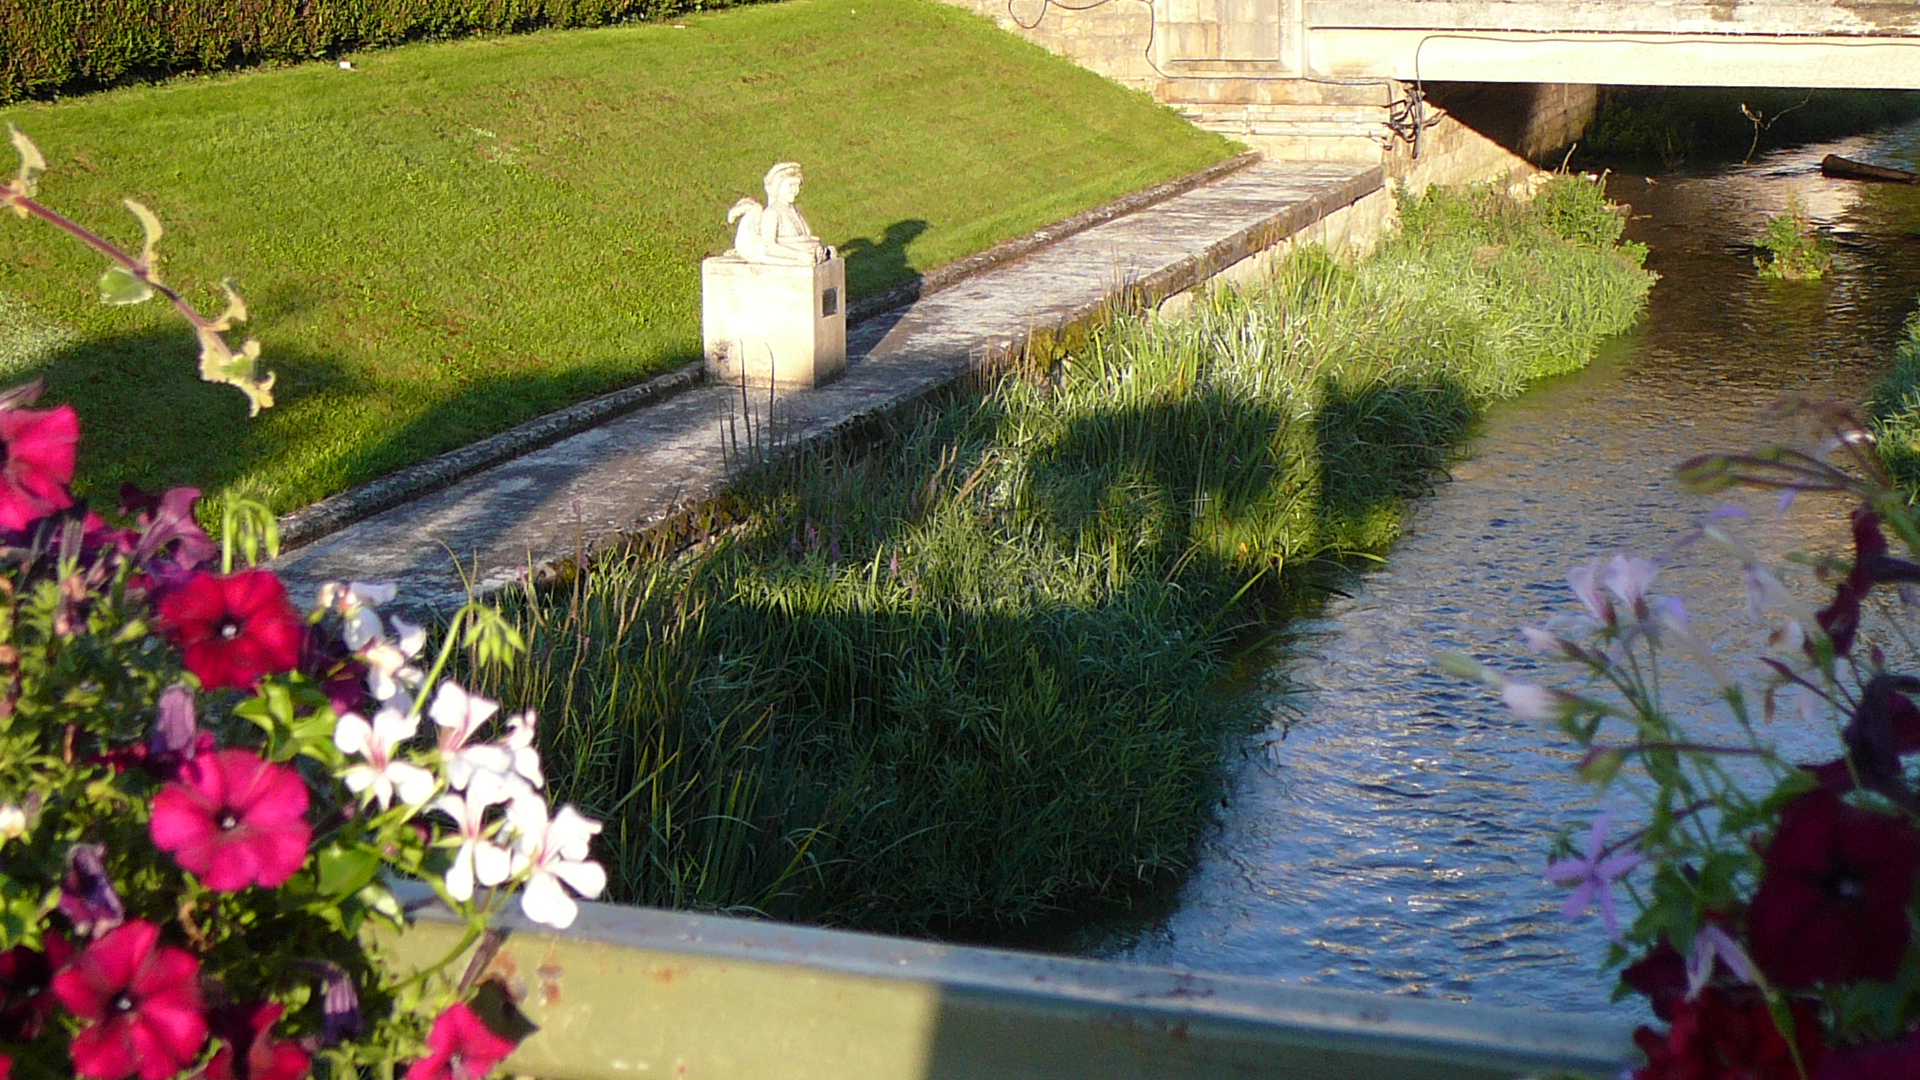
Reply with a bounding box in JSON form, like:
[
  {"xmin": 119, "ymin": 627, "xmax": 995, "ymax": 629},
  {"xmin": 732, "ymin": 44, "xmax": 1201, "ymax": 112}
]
[{"xmin": 940, "ymin": 0, "xmax": 1920, "ymax": 177}]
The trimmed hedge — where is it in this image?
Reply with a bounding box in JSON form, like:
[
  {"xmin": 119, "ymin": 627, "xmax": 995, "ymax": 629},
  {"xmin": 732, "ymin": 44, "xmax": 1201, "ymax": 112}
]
[{"xmin": 0, "ymin": 0, "xmax": 745, "ymax": 103}]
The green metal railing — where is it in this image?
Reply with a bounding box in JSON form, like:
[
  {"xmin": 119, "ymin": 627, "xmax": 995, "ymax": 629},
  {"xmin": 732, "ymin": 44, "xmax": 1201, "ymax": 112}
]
[{"xmin": 388, "ymin": 896, "xmax": 1639, "ymax": 1080}]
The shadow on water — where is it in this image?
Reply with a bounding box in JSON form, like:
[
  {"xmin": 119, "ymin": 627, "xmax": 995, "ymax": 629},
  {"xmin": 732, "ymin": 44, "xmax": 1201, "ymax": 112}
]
[{"xmin": 1053, "ymin": 120, "xmax": 1920, "ymax": 1014}]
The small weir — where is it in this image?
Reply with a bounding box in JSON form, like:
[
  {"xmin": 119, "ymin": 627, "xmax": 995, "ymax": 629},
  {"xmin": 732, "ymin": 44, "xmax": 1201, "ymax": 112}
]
[{"xmin": 1078, "ymin": 121, "xmax": 1920, "ymax": 1014}]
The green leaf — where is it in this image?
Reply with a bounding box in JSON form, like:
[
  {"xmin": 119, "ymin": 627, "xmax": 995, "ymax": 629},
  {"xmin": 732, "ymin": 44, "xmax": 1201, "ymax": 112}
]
[
  {"xmin": 97, "ymin": 265, "xmax": 153, "ymax": 306},
  {"xmin": 316, "ymin": 844, "xmax": 381, "ymax": 899},
  {"xmin": 196, "ymin": 328, "xmax": 274, "ymax": 415}
]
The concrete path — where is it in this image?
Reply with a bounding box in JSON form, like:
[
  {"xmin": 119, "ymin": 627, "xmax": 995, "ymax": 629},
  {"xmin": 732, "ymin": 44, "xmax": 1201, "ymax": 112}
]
[{"xmin": 271, "ymin": 160, "xmax": 1383, "ymax": 610}]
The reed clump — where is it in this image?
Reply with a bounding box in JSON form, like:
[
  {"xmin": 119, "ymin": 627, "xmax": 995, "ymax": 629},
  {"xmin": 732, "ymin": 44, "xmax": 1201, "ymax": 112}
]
[
  {"xmin": 468, "ymin": 177, "xmax": 1654, "ymax": 934},
  {"xmin": 1871, "ymin": 310, "xmax": 1920, "ymax": 491}
]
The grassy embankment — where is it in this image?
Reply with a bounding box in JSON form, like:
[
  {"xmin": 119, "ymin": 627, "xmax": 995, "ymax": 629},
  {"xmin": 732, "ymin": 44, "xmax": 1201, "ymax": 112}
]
[
  {"xmin": 464, "ymin": 180, "xmax": 1656, "ymax": 935},
  {"xmin": 0, "ymin": 0, "xmax": 1233, "ymax": 516}
]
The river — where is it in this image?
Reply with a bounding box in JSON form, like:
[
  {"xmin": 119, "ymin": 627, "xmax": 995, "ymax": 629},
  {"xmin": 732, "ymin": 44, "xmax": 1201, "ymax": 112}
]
[{"xmin": 1076, "ymin": 120, "xmax": 1920, "ymax": 1014}]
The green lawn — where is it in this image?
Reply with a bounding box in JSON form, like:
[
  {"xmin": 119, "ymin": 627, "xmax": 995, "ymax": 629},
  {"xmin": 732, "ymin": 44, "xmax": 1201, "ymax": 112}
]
[{"xmin": 0, "ymin": 0, "xmax": 1235, "ymax": 515}]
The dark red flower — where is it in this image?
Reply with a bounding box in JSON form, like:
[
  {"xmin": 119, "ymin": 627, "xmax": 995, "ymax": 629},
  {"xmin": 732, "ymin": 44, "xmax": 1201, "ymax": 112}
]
[
  {"xmin": 50, "ymin": 919, "xmax": 207, "ymax": 1080},
  {"xmin": 0, "ymin": 404, "xmax": 77, "ymax": 532},
  {"xmin": 1622, "ymin": 938, "xmax": 1688, "ymax": 1023},
  {"xmin": 1748, "ymin": 788, "xmax": 1920, "ymax": 988},
  {"xmin": 1817, "ymin": 1029, "xmax": 1920, "ymax": 1080},
  {"xmin": 1632, "ymin": 987, "xmax": 1824, "ymax": 1080},
  {"xmin": 0, "ymin": 936, "xmax": 68, "ymax": 1041},
  {"xmin": 403, "ymin": 1003, "xmax": 518, "ymax": 1080},
  {"xmin": 205, "ymin": 1002, "xmax": 311, "ymax": 1080},
  {"xmin": 158, "ymin": 570, "xmax": 304, "ymax": 690},
  {"xmin": 1804, "ymin": 674, "xmax": 1920, "ymax": 801},
  {"xmin": 150, "ymin": 749, "xmax": 311, "ymax": 891}
]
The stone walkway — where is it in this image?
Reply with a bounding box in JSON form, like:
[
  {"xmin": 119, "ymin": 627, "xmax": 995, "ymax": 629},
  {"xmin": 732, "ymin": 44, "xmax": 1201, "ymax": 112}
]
[{"xmin": 272, "ymin": 159, "xmax": 1383, "ymax": 610}]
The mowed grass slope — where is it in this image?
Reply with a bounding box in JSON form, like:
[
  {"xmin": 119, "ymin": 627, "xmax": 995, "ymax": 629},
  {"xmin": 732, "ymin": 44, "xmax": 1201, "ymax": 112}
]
[{"xmin": 0, "ymin": 0, "xmax": 1235, "ymax": 514}]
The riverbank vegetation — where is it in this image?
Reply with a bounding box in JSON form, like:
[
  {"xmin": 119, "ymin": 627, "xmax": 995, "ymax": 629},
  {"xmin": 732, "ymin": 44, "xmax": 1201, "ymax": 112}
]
[
  {"xmin": 1871, "ymin": 311, "xmax": 1920, "ymax": 492},
  {"xmin": 0, "ymin": 0, "xmax": 1233, "ymax": 519},
  {"xmin": 1753, "ymin": 195, "xmax": 1834, "ymax": 281},
  {"xmin": 1579, "ymin": 87, "xmax": 1920, "ymax": 170},
  {"xmin": 465, "ymin": 178, "xmax": 1655, "ymax": 934}
]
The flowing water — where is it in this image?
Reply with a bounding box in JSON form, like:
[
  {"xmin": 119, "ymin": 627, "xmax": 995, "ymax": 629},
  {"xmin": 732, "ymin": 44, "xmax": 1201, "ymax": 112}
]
[{"xmin": 1080, "ymin": 122, "xmax": 1920, "ymax": 1014}]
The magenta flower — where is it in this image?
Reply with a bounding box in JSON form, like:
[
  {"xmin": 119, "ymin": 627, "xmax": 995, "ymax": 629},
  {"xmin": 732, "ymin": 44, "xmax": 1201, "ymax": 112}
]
[
  {"xmin": 1747, "ymin": 788, "xmax": 1920, "ymax": 988},
  {"xmin": 150, "ymin": 749, "xmax": 311, "ymax": 891},
  {"xmin": 158, "ymin": 570, "xmax": 305, "ymax": 691},
  {"xmin": 0, "ymin": 403, "xmax": 77, "ymax": 532},
  {"xmin": 404, "ymin": 1002, "xmax": 518, "ymax": 1080},
  {"xmin": 1543, "ymin": 811, "xmax": 1642, "ymax": 940},
  {"xmin": 50, "ymin": 920, "xmax": 207, "ymax": 1080}
]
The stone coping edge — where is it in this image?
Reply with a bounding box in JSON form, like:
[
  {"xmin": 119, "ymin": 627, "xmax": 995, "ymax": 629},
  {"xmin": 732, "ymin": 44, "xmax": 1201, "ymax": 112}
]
[
  {"xmin": 277, "ymin": 361, "xmax": 705, "ymax": 550},
  {"xmin": 843, "ymin": 149, "xmax": 1262, "ymax": 323},
  {"xmin": 274, "ymin": 150, "xmax": 1262, "ymax": 552}
]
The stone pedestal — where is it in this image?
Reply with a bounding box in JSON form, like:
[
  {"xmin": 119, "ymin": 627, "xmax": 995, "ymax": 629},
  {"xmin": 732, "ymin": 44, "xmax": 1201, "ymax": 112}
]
[{"xmin": 702, "ymin": 255, "xmax": 847, "ymax": 388}]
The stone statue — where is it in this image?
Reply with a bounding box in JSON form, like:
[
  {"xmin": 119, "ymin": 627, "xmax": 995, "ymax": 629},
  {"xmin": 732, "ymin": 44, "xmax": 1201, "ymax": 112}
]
[{"xmin": 726, "ymin": 162, "xmax": 832, "ymax": 266}]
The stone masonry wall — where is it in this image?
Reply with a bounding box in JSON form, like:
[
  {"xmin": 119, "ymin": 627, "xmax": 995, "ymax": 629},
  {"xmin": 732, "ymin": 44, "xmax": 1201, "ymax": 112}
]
[{"xmin": 940, "ymin": 0, "xmax": 1162, "ymax": 91}]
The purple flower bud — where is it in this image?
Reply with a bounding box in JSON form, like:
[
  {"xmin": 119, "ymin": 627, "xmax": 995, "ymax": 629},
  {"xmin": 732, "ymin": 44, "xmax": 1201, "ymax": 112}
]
[
  {"xmin": 150, "ymin": 684, "xmax": 198, "ymax": 760},
  {"xmin": 57, "ymin": 844, "xmax": 124, "ymax": 938},
  {"xmin": 888, "ymin": 552, "xmax": 900, "ymax": 580},
  {"xmin": 319, "ymin": 963, "xmax": 362, "ymax": 1046},
  {"xmin": 828, "ymin": 537, "xmax": 841, "ymax": 564}
]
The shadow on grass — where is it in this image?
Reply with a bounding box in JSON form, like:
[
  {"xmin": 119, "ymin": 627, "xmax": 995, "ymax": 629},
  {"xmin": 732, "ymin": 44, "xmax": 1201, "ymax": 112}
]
[
  {"xmin": 491, "ymin": 362, "xmax": 1487, "ymax": 935},
  {"xmin": 24, "ymin": 324, "xmax": 704, "ymax": 525},
  {"xmin": 21, "ymin": 326, "xmax": 362, "ymax": 506},
  {"xmin": 841, "ymin": 218, "xmax": 929, "ymax": 298}
]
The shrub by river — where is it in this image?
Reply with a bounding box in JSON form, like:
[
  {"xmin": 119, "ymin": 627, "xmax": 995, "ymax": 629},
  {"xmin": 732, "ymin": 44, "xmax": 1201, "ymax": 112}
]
[{"xmin": 467, "ymin": 178, "xmax": 1655, "ymax": 935}]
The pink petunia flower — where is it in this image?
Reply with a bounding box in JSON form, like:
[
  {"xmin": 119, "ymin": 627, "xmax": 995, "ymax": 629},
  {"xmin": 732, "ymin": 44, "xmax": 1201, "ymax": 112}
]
[
  {"xmin": 50, "ymin": 920, "xmax": 208, "ymax": 1080},
  {"xmin": 158, "ymin": 570, "xmax": 305, "ymax": 691},
  {"xmin": 404, "ymin": 1002, "xmax": 518, "ymax": 1080},
  {"xmin": 0, "ymin": 403, "xmax": 77, "ymax": 531},
  {"xmin": 150, "ymin": 749, "xmax": 312, "ymax": 891}
]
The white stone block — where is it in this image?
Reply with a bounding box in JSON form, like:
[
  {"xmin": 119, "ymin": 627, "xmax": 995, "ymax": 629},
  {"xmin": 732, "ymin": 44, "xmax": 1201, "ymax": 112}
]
[{"xmin": 702, "ymin": 254, "xmax": 847, "ymax": 389}]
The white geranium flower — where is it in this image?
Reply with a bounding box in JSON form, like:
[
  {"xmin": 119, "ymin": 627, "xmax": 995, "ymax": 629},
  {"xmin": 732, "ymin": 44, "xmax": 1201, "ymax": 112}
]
[
  {"xmin": 433, "ymin": 788, "xmax": 513, "ymax": 902},
  {"xmin": 334, "ymin": 702, "xmax": 436, "ymax": 811},
  {"xmin": 361, "ymin": 615, "xmax": 427, "ymax": 702},
  {"xmin": 501, "ymin": 710, "xmax": 544, "ymax": 789},
  {"xmin": 430, "ymin": 682, "xmax": 513, "ymax": 792},
  {"xmin": 319, "ymin": 581, "xmax": 400, "ymax": 651},
  {"xmin": 507, "ymin": 801, "xmax": 606, "ymax": 929}
]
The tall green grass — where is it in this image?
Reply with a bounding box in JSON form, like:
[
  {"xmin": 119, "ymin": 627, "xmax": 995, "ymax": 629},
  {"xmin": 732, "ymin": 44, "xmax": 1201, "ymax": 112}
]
[
  {"xmin": 468, "ymin": 179, "xmax": 1655, "ymax": 934},
  {"xmin": 1872, "ymin": 311, "xmax": 1920, "ymax": 492}
]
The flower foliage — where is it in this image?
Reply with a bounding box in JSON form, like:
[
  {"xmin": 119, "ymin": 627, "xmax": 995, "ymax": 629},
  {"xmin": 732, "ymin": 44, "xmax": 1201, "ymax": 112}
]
[
  {"xmin": 1451, "ymin": 401, "xmax": 1920, "ymax": 1079},
  {"xmin": 0, "ymin": 392, "xmax": 605, "ymax": 1076}
]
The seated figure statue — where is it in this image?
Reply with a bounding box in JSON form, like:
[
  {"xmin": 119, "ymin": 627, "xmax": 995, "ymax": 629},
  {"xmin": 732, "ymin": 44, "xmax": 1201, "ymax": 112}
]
[{"xmin": 727, "ymin": 162, "xmax": 832, "ymax": 266}]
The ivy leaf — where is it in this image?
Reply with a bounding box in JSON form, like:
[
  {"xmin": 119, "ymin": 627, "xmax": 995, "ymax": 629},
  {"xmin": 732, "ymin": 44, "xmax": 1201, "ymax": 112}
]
[
  {"xmin": 208, "ymin": 278, "xmax": 248, "ymax": 331},
  {"xmin": 195, "ymin": 326, "xmax": 274, "ymax": 415},
  {"xmin": 4, "ymin": 125, "xmax": 44, "ymax": 215},
  {"xmin": 123, "ymin": 199, "xmax": 163, "ymax": 275},
  {"xmin": 97, "ymin": 265, "xmax": 153, "ymax": 306}
]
